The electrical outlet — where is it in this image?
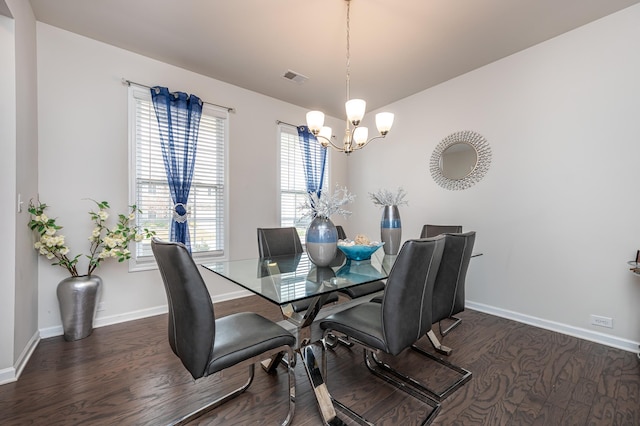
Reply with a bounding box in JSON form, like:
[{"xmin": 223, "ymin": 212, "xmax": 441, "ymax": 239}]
[
  {"xmin": 590, "ymin": 314, "xmax": 613, "ymax": 328},
  {"xmin": 97, "ymin": 302, "xmax": 106, "ymax": 312}
]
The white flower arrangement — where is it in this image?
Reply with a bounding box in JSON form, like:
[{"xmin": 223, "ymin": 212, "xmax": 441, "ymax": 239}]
[
  {"xmin": 28, "ymin": 200, "xmax": 155, "ymax": 277},
  {"xmin": 299, "ymin": 185, "xmax": 355, "ymax": 220},
  {"xmin": 369, "ymin": 187, "xmax": 409, "ymax": 207}
]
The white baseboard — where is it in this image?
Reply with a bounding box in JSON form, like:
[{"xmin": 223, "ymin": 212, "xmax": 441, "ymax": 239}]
[
  {"xmin": 0, "ymin": 330, "xmax": 40, "ymax": 385},
  {"xmin": 39, "ymin": 305, "xmax": 169, "ymax": 339},
  {"xmin": 467, "ymin": 300, "xmax": 640, "ymax": 354},
  {"xmin": 210, "ymin": 289, "xmax": 253, "ymax": 304},
  {"xmin": 39, "ymin": 289, "xmax": 253, "ymax": 339},
  {"xmin": 0, "ymin": 367, "xmax": 15, "ymax": 385}
]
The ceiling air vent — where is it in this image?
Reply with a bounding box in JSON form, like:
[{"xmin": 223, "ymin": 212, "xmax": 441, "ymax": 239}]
[{"xmin": 282, "ymin": 69, "xmax": 308, "ymax": 84}]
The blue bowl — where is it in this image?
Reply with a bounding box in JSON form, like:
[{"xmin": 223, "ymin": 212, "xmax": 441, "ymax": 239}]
[{"xmin": 337, "ymin": 242, "xmax": 384, "ymax": 261}]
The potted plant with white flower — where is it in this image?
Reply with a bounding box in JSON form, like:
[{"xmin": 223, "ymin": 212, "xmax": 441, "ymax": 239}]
[
  {"xmin": 28, "ymin": 199, "xmax": 155, "ymax": 341},
  {"xmin": 298, "ymin": 186, "xmax": 354, "ymax": 267},
  {"xmin": 369, "ymin": 187, "xmax": 408, "ymax": 255}
]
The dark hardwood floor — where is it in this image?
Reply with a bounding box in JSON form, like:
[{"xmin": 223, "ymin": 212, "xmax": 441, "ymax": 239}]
[{"xmin": 1, "ymin": 295, "xmax": 638, "ymax": 425}]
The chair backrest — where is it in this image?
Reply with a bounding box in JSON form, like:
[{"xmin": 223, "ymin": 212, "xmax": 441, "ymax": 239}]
[
  {"xmin": 151, "ymin": 237, "xmax": 215, "ymax": 380},
  {"xmin": 421, "ymin": 224, "xmax": 463, "ymax": 238},
  {"xmin": 380, "ymin": 237, "xmax": 445, "ymax": 355},
  {"xmin": 431, "ymin": 231, "xmax": 476, "ymax": 322},
  {"xmin": 257, "ymin": 227, "xmax": 304, "ymax": 257},
  {"xmin": 336, "ymin": 225, "xmax": 347, "ymax": 240}
]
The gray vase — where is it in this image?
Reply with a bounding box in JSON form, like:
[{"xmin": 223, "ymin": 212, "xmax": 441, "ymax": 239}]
[
  {"xmin": 306, "ymin": 216, "xmax": 338, "ymax": 267},
  {"xmin": 57, "ymin": 275, "xmax": 102, "ymax": 341},
  {"xmin": 380, "ymin": 205, "xmax": 402, "ymax": 255}
]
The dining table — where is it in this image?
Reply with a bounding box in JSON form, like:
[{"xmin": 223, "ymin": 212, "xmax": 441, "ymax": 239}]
[{"xmin": 202, "ymin": 249, "xmax": 395, "ymax": 425}]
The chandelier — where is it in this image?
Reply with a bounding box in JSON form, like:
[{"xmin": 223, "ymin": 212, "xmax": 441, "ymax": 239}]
[{"xmin": 306, "ymin": 0, "xmax": 394, "ymax": 155}]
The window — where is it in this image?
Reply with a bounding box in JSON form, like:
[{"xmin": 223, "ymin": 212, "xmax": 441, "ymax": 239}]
[
  {"xmin": 129, "ymin": 85, "xmax": 228, "ymax": 269},
  {"xmin": 279, "ymin": 125, "xmax": 328, "ymax": 242}
]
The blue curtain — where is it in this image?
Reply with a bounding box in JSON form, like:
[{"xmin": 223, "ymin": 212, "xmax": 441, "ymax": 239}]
[
  {"xmin": 297, "ymin": 126, "xmax": 327, "ymax": 203},
  {"xmin": 151, "ymin": 86, "xmax": 203, "ymax": 252}
]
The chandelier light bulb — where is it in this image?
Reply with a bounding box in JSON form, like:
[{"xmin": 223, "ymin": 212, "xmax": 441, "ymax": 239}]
[
  {"xmin": 306, "ymin": 111, "xmax": 325, "ymax": 134},
  {"xmin": 353, "ymin": 126, "xmax": 369, "ymax": 146},
  {"xmin": 345, "ymin": 99, "xmax": 366, "ymax": 125},
  {"xmin": 319, "ymin": 126, "xmax": 333, "ymax": 144},
  {"xmin": 375, "ymin": 112, "xmax": 394, "ymax": 135}
]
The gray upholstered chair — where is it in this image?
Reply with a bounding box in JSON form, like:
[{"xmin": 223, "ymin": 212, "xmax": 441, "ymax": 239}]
[
  {"xmin": 319, "ymin": 237, "xmax": 446, "ymax": 418},
  {"xmin": 336, "ymin": 224, "xmax": 347, "ymax": 240},
  {"xmin": 334, "ymin": 225, "xmax": 386, "ymax": 299},
  {"xmin": 365, "ymin": 224, "xmax": 462, "ymax": 305},
  {"xmin": 151, "ymin": 238, "xmax": 296, "ymax": 426},
  {"xmin": 420, "ymin": 224, "xmax": 463, "ymax": 238},
  {"xmin": 257, "ymin": 227, "xmax": 338, "ymax": 312},
  {"xmin": 425, "ymin": 231, "xmax": 476, "ymax": 355},
  {"xmin": 370, "ymin": 230, "xmax": 476, "ymax": 354},
  {"xmin": 257, "ymin": 226, "xmax": 304, "ymax": 257}
]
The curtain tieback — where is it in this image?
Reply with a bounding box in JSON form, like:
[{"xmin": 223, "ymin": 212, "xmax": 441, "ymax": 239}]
[{"xmin": 173, "ymin": 203, "xmax": 188, "ymax": 223}]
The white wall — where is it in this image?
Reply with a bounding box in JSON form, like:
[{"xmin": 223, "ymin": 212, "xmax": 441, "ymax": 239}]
[
  {"xmin": 9, "ymin": 0, "xmax": 39, "ymax": 368},
  {"xmin": 0, "ymin": 0, "xmax": 40, "ymax": 385},
  {"xmin": 348, "ymin": 4, "xmax": 640, "ymax": 350},
  {"xmin": 0, "ymin": 12, "xmax": 17, "ymax": 378},
  {"xmin": 31, "ymin": 3, "xmax": 640, "ymax": 352},
  {"xmin": 35, "ymin": 23, "xmax": 348, "ymax": 333}
]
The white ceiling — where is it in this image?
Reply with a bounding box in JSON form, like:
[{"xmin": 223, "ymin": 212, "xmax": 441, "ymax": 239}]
[{"xmin": 29, "ymin": 0, "xmax": 640, "ymax": 118}]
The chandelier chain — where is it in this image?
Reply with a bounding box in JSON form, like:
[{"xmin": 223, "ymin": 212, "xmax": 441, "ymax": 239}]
[
  {"xmin": 305, "ymin": 0, "xmax": 394, "ymax": 154},
  {"xmin": 345, "ymin": 0, "xmax": 351, "ymax": 102}
]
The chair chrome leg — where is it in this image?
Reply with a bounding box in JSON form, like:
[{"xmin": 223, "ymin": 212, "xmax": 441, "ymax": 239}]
[
  {"xmin": 324, "ymin": 333, "xmax": 354, "ymax": 350},
  {"xmin": 261, "ymin": 351, "xmax": 287, "ymax": 373},
  {"xmin": 316, "ymin": 343, "xmax": 375, "ymax": 426},
  {"xmin": 410, "ymin": 344, "xmax": 472, "ymax": 401},
  {"xmin": 366, "ymin": 347, "xmax": 471, "ymax": 402},
  {"xmin": 170, "ymin": 365, "xmax": 255, "ymax": 426},
  {"xmin": 173, "ymin": 347, "xmax": 296, "ymax": 426},
  {"xmin": 363, "ymin": 350, "xmax": 441, "ymax": 425},
  {"xmin": 321, "ymin": 331, "xmax": 439, "ymax": 425},
  {"xmin": 439, "ymin": 316, "xmax": 462, "ymax": 336},
  {"xmin": 331, "ymin": 398, "xmax": 375, "ymax": 426},
  {"xmin": 427, "ymin": 329, "xmax": 452, "ymax": 356},
  {"xmin": 337, "ymin": 336, "xmax": 354, "ymax": 347},
  {"xmin": 324, "ymin": 333, "xmax": 339, "ymax": 350}
]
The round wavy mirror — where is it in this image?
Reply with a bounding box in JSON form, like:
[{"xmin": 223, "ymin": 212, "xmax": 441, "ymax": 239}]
[
  {"xmin": 430, "ymin": 131, "xmax": 491, "ymax": 190},
  {"xmin": 440, "ymin": 142, "xmax": 477, "ymax": 180}
]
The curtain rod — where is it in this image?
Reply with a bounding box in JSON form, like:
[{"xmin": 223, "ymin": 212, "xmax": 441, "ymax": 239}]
[
  {"xmin": 276, "ymin": 120, "xmax": 300, "ymax": 128},
  {"xmin": 122, "ymin": 78, "xmax": 235, "ymax": 113},
  {"xmin": 277, "ymin": 120, "xmax": 336, "ymax": 140}
]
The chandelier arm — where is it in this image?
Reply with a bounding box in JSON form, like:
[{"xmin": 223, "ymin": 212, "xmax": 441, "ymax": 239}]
[
  {"xmin": 316, "ymin": 135, "xmax": 346, "ymax": 152},
  {"xmin": 353, "ymin": 134, "xmax": 388, "ymax": 150}
]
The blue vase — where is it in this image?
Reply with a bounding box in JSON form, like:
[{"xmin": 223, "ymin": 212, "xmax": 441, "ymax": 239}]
[
  {"xmin": 306, "ymin": 216, "xmax": 338, "ymax": 267},
  {"xmin": 380, "ymin": 205, "xmax": 402, "ymax": 255}
]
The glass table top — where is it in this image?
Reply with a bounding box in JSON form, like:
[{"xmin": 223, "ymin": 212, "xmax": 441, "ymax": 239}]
[{"xmin": 202, "ymin": 250, "xmax": 395, "ymax": 305}]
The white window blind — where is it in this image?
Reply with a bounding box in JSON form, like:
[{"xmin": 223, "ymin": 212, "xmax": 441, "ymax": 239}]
[
  {"xmin": 129, "ymin": 86, "xmax": 227, "ymax": 268},
  {"xmin": 279, "ymin": 125, "xmax": 328, "ymax": 242}
]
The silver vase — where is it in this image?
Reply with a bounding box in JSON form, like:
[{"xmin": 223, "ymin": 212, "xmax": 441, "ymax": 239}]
[
  {"xmin": 380, "ymin": 205, "xmax": 402, "ymax": 255},
  {"xmin": 57, "ymin": 275, "xmax": 102, "ymax": 341}
]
